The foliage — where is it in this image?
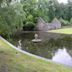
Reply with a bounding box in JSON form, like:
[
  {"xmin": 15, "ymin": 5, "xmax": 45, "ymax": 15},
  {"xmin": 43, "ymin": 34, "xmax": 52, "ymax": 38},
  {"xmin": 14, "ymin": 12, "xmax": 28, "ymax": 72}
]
[
  {"xmin": 0, "ymin": 1, "xmax": 23, "ymax": 37},
  {"xmin": 67, "ymin": 0, "xmax": 72, "ymax": 20},
  {"xmin": 70, "ymin": 18, "xmax": 72, "ymax": 24},
  {"xmin": 59, "ymin": 18, "xmax": 70, "ymax": 26},
  {"xmin": 0, "ymin": 0, "xmax": 72, "ymax": 37},
  {"xmin": 48, "ymin": 0, "xmax": 60, "ymax": 22},
  {"xmin": 59, "ymin": 3, "xmax": 69, "ymax": 20},
  {"xmin": 21, "ymin": 0, "xmax": 38, "ymax": 30},
  {"xmin": 37, "ymin": 0, "xmax": 49, "ymax": 22},
  {"xmin": 37, "ymin": 0, "xmax": 72, "ymax": 23}
]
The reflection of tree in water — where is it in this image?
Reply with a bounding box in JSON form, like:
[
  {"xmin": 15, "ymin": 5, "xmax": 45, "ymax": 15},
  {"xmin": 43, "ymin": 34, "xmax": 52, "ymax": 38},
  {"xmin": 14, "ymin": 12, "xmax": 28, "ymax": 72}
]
[
  {"xmin": 21, "ymin": 36, "xmax": 72, "ymax": 59},
  {"xmin": 9, "ymin": 34, "xmax": 72, "ymax": 59},
  {"xmin": 48, "ymin": 36, "xmax": 72, "ymax": 49},
  {"xmin": 61, "ymin": 36, "xmax": 72, "ymax": 49}
]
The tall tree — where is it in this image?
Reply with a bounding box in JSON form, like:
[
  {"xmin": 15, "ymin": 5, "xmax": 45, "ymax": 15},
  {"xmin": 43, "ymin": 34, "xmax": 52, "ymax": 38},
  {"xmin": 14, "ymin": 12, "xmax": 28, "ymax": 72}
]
[
  {"xmin": 0, "ymin": 0, "xmax": 23, "ymax": 37},
  {"xmin": 21, "ymin": 0, "xmax": 38, "ymax": 30},
  {"xmin": 48, "ymin": 0, "xmax": 60, "ymax": 22},
  {"xmin": 37, "ymin": 0, "xmax": 49, "ymax": 22},
  {"xmin": 67, "ymin": 0, "xmax": 72, "ymax": 20},
  {"xmin": 59, "ymin": 3, "xmax": 69, "ymax": 20}
]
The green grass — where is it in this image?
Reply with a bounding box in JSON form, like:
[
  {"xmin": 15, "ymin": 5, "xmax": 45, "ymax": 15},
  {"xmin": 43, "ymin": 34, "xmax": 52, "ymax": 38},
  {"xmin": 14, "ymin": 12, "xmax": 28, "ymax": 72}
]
[
  {"xmin": 48, "ymin": 28, "xmax": 72, "ymax": 34},
  {"xmin": 0, "ymin": 38, "xmax": 72, "ymax": 72}
]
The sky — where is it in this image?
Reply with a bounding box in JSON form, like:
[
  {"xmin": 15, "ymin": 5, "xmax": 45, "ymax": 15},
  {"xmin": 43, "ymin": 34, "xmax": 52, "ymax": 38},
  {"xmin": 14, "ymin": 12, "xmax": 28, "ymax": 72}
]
[{"xmin": 58, "ymin": 0, "xmax": 68, "ymax": 3}]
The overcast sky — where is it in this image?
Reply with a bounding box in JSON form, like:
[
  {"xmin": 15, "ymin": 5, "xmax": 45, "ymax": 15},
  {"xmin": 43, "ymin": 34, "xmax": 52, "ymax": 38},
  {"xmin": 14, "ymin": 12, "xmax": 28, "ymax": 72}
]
[{"xmin": 58, "ymin": 0, "xmax": 68, "ymax": 3}]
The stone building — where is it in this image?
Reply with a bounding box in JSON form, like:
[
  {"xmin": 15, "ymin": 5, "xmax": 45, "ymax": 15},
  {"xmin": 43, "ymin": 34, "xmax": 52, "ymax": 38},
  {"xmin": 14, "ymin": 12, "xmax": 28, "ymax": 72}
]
[{"xmin": 35, "ymin": 17, "xmax": 61, "ymax": 31}]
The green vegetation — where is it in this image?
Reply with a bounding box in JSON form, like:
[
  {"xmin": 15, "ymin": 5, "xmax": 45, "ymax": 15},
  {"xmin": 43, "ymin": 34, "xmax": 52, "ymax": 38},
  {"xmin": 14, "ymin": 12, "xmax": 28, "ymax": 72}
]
[
  {"xmin": 0, "ymin": 0, "xmax": 72, "ymax": 71},
  {"xmin": 0, "ymin": 38, "xmax": 72, "ymax": 72},
  {"xmin": 70, "ymin": 18, "xmax": 72, "ymax": 24},
  {"xmin": 0, "ymin": 0, "xmax": 24, "ymax": 37},
  {"xmin": 59, "ymin": 18, "xmax": 70, "ymax": 26},
  {"xmin": 48, "ymin": 28, "xmax": 72, "ymax": 34},
  {"xmin": 0, "ymin": 0, "xmax": 72, "ymax": 37}
]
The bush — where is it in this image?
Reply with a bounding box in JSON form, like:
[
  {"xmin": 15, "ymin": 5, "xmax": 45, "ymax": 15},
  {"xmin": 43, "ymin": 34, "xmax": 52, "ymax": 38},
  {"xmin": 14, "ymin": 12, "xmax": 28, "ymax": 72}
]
[
  {"xmin": 59, "ymin": 18, "xmax": 70, "ymax": 26},
  {"xmin": 70, "ymin": 18, "xmax": 72, "ymax": 25},
  {"xmin": 23, "ymin": 21, "xmax": 34, "ymax": 31}
]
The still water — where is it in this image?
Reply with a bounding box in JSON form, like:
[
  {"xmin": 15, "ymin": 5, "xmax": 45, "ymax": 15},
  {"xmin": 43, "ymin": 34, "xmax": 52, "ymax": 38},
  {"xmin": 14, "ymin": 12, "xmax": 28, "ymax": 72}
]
[{"xmin": 9, "ymin": 31, "xmax": 72, "ymax": 67}]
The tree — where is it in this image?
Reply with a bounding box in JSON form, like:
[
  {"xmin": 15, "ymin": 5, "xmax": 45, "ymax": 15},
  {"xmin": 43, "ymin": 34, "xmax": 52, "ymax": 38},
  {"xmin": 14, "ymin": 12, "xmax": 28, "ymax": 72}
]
[
  {"xmin": 21, "ymin": 0, "xmax": 38, "ymax": 30},
  {"xmin": 0, "ymin": 0, "xmax": 23, "ymax": 37},
  {"xmin": 70, "ymin": 18, "xmax": 72, "ymax": 25},
  {"xmin": 48, "ymin": 0, "xmax": 60, "ymax": 22},
  {"xmin": 67, "ymin": 0, "xmax": 72, "ymax": 20},
  {"xmin": 59, "ymin": 18, "xmax": 70, "ymax": 26},
  {"xmin": 59, "ymin": 3, "xmax": 69, "ymax": 20},
  {"xmin": 37, "ymin": 0, "xmax": 49, "ymax": 22}
]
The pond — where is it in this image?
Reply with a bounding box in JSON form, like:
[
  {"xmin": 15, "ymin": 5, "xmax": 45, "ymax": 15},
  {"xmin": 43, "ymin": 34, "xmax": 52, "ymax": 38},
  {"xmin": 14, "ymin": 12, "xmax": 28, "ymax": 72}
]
[{"xmin": 9, "ymin": 31, "xmax": 72, "ymax": 67}]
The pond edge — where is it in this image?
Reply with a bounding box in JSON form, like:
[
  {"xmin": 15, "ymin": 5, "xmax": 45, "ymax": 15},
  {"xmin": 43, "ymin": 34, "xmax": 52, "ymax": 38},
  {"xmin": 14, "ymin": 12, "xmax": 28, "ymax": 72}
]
[{"xmin": 0, "ymin": 36, "xmax": 70, "ymax": 68}]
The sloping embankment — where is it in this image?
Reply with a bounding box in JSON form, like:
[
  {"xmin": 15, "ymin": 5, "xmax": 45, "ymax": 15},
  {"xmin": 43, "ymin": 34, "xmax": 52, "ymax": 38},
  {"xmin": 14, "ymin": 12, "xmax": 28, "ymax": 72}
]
[{"xmin": 0, "ymin": 36, "xmax": 72, "ymax": 72}]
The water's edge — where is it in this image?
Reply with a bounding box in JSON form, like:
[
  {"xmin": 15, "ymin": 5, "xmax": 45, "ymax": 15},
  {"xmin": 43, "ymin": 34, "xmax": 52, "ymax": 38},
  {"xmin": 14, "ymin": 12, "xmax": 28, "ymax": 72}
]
[{"xmin": 0, "ymin": 36, "xmax": 71, "ymax": 68}]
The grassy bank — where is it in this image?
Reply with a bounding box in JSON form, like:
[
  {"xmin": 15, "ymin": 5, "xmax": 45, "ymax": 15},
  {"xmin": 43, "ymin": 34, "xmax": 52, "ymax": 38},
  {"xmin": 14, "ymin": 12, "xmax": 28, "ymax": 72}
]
[
  {"xmin": 48, "ymin": 28, "xmax": 72, "ymax": 34},
  {"xmin": 0, "ymin": 38, "xmax": 72, "ymax": 72}
]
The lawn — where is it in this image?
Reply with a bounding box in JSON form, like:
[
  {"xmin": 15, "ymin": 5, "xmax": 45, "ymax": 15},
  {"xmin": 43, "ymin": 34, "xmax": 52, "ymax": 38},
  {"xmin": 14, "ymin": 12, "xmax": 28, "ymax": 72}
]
[
  {"xmin": 48, "ymin": 28, "xmax": 72, "ymax": 34},
  {"xmin": 0, "ymin": 37, "xmax": 72, "ymax": 72}
]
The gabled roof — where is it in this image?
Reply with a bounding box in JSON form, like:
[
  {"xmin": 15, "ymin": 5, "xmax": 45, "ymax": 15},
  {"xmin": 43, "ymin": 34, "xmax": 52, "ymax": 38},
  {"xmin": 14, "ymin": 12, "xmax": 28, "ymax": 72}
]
[{"xmin": 52, "ymin": 18, "xmax": 61, "ymax": 24}]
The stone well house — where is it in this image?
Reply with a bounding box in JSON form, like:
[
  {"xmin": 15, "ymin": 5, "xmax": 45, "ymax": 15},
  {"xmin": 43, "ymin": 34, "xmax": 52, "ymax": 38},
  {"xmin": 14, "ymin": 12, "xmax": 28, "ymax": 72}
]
[{"xmin": 35, "ymin": 17, "xmax": 61, "ymax": 31}]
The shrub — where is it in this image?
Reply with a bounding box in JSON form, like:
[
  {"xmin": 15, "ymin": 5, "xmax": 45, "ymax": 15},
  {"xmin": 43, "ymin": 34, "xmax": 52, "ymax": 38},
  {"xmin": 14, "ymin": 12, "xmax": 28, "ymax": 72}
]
[
  {"xmin": 59, "ymin": 18, "xmax": 70, "ymax": 26},
  {"xmin": 70, "ymin": 18, "xmax": 72, "ymax": 25}
]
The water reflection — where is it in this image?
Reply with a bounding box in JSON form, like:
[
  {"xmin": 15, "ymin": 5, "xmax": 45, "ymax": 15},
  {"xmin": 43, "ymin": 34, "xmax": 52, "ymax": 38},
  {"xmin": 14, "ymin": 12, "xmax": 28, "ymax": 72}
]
[
  {"xmin": 52, "ymin": 48, "xmax": 72, "ymax": 67},
  {"xmin": 9, "ymin": 31, "xmax": 72, "ymax": 67}
]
